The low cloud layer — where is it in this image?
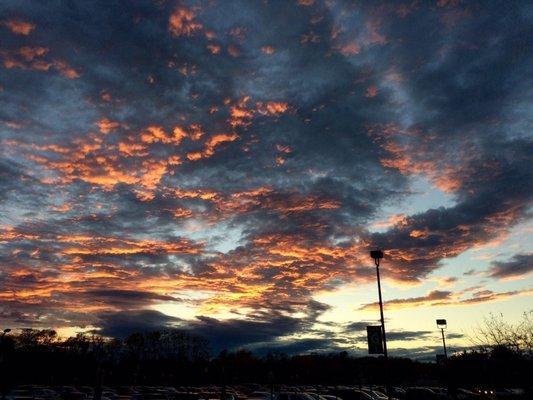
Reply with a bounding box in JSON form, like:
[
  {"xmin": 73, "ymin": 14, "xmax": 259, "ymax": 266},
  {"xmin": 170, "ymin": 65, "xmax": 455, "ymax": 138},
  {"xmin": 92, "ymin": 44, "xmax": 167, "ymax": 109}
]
[{"xmin": 489, "ymin": 254, "xmax": 533, "ymax": 279}]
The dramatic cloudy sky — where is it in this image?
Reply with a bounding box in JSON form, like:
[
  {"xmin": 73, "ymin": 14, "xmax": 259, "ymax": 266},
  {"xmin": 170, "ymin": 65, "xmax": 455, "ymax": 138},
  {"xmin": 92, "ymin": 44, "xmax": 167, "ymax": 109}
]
[{"xmin": 0, "ymin": 0, "xmax": 531, "ymax": 358}]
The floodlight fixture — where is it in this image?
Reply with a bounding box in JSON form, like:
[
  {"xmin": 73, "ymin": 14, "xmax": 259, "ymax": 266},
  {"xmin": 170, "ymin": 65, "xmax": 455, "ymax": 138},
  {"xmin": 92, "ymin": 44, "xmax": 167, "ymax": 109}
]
[{"xmin": 370, "ymin": 249, "xmax": 384, "ymax": 266}]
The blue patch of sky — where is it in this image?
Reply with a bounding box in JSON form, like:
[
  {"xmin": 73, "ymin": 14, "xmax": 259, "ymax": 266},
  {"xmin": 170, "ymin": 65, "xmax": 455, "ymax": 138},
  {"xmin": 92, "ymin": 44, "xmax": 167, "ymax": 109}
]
[{"xmin": 369, "ymin": 175, "xmax": 456, "ymax": 233}]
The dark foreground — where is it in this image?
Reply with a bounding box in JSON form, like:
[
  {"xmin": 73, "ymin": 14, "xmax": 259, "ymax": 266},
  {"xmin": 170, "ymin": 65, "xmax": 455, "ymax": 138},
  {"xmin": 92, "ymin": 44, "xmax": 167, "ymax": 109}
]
[{"xmin": 3, "ymin": 384, "xmax": 529, "ymax": 400}]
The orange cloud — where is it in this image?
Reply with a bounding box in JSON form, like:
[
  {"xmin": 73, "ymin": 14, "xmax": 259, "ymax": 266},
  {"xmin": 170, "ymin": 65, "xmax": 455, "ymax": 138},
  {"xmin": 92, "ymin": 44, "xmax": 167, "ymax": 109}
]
[
  {"xmin": 51, "ymin": 203, "xmax": 72, "ymax": 213},
  {"xmin": 62, "ymin": 237, "xmax": 199, "ymax": 257},
  {"xmin": 261, "ymin": 46, "xmax": 275, "ymax": 55},
  {"xmin": 371, "ymin": 214, "xmax": 407, "ymax": 230},
  {"xmin": 0, "ymin": 47, "xmax": 79, "ymax": 78},
  {"xmin": 18, "ymin": 46, "xmax": 48, "ymax": 60},
  {"xmin": 188, "ymin": 124, "xmax": 205, "ymax": 140},
  {"xmin": 168, "ymin": 207, "xmax": 194, "ymax": 219},
  {"xmin": 276, "ymin": 144, "xmax": 293, "ymax": 154},
  {"xmin": 229, "ymin": 96, "xmax": 254, "ymax": 127},
  {"xmin": 53, "ymin": 59, "xmax": 80, "ymax": 79},
  {"xmin": 8, "ymin": 125, "xmax": 185, "ymax": 194},
  {"xmin": 2, "ymin": 19, "xmax": 36, "ymax": 35},
  {"xmin": 227, "ymin": 44, "xmax": 240, "ymax": 57},
  {"xmin": 167, "ymin": 186, "xmax": 341, "ymax": 220},
  {"xmin": 367, "ymin": 123, "xmax": 473, "ymax": 193},
  {"xmin": 186, "ymin": 151, "xmax": 203, "ymax": 161},
  {"xmin": 338, "ymin": 42, "xmax": 360, "ymax": 56},
  {"xmin": 169, "ymin": 6, "xmax": 202, "ymax": 37},
  {"xmin": 187, "ymin": 133, "xmax": 239, "ymax": 161},
  {"xmin": 97, "ymin": 118, "xmax": 123, "ymax": 134},
  {"xmin": 256, "ymin": 101, "xmax": 289, "ymax": 115},
  {"xmin": 204, "ymin": 133, "xmax": 238, "ymax": 153},
  {"xmin": 117, "ymin": 141, "xmax": 147, "ymax": 157},
  {"xmin": 207, "ymin": 44, "xmax": 221, "ymax": 54},
  {"xmin": 227, "ymin": 97, "xmax": 290, "ymax": 129}
]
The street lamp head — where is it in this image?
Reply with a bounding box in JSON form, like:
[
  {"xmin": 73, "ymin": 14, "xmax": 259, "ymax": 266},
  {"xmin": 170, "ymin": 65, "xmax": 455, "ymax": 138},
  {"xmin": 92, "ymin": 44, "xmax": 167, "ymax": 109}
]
[
  {"xmin": 370, "ymin": 250, "xmax": 384, "ymax": 266},
  {"xmin": 436, "ymin": 319, "xmax": 447, "ymax": 329},
  {"xmin": 370, "ymin": 250, "xmax": 384, "ymax": 260}
]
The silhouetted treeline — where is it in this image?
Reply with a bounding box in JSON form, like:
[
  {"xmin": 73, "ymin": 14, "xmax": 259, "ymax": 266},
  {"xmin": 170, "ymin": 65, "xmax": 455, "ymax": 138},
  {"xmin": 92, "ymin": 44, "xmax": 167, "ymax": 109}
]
[{"xmin": 1, "ymin": 328, "xmax": 532, "ymax": 392}]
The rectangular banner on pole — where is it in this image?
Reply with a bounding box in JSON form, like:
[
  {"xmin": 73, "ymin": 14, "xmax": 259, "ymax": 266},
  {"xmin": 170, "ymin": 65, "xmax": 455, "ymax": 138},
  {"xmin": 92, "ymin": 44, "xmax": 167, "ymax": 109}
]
[{"xmin": 367, "ymin": 325, "xmax": 384, "ymax": 354}]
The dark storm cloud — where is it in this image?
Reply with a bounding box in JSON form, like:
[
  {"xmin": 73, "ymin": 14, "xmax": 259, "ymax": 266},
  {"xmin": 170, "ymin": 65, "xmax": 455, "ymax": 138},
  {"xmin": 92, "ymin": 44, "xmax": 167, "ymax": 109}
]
[
  {"xmin": 185, "ymin": 299, "xmax": 331, "ymax": 352},
  {"xmin": 488, "ymin": 253, "xmax": 533, "ymax": 279},
  {"xmin": 446, "ymin": 333, "xmax": 465, "ymax": 340},
  {"xmin": 93, "ymin": 297, "xmax": 333, "ymax": 352},
  {"xmin": 96, "ymin": 310, "xmax": 182, "ymax": 338},
  {"xmin": 0, "ymin": 0, "xmax": 531, "ymax": 352},
  {"xmin": 189, "ymin": 314, "xmax": 303, "ymax": 353},
  {"xmin": 252, "ymin": 338, "xmax": 341, "ymax": 356},
  {"xmin": 386, "ymin": 331, "xmax": 432, "ymax": 342},
  {"xmin": 353, "ymin": 330, "xmax": 434, "ymax": 343},
  {"xmin": 97, "ymin": 310, "xmax": 338, "ymax": 355},
  {"xmin": 79, "ymin": 289, "xmax": 181, "ymax": 309},
  {"xmin": 345, "ymin": 321, "xmax": 371, "ymax": 332},
  {"xmin": 344, "ymin": 321, "xmax": 463, "ymax": 343}
]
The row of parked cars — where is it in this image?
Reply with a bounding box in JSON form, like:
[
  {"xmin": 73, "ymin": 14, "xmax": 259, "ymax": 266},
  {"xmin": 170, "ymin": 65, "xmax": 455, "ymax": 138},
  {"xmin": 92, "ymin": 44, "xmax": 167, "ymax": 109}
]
[{"xmin": 3, "ymin": 384, "xmax": 528, "ymax": 400}]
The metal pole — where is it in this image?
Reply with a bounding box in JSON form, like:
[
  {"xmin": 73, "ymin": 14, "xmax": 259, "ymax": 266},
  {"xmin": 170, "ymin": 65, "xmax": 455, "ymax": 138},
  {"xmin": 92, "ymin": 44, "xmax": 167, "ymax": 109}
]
[
  {"xmin": 375, "ymin": 259, "xmax": 388, "ymax": 359},
  {"xmin": 374, "ymin": 258, "xmax": 390, "ymax": 400},
  {"xmin": 441, "ymin": 328, "xmax": 447, "ymax": 359}
]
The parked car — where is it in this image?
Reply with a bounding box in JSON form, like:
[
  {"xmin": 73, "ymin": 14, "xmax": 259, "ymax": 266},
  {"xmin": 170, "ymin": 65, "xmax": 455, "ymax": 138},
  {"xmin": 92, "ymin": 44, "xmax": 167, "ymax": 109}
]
[
  {"xmin": 456, "ymin": 388, "xmax": 483, "ymax": 399},
  {"xmin": 276, "ymin": 393, "xmax": 316, "ymax": 400},
  {"xmin": 5, "ymin": 388, "xmax": 35, "ymax": 400},
  {"xmin": 360, "ymin": 389, "xmax": 391, "ymax": 400},
  {"xmin": 250, "ymin": 392, "xmax": 272, "ymax": 400},
  {"xmin": 328, "ymin": 389, "xmax": 372, "ymax": 400}
]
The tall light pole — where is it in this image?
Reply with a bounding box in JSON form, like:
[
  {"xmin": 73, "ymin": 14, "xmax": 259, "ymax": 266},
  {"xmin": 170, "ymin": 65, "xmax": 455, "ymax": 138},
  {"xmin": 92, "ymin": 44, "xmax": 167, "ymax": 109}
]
[
  {"xmin": 436, "ymin": 319, "xmax": 448, "ymax": 359},
  {"xmin": 436, "ymin": 319, "xmax": 451, "ymax": 398},
  {"xmin": 370, "ymin": 249, "xmax": 390, "ymax": 400},
  {"xmin": 370, "ymin": 250, "xmax": 388, "ymax": 359}
]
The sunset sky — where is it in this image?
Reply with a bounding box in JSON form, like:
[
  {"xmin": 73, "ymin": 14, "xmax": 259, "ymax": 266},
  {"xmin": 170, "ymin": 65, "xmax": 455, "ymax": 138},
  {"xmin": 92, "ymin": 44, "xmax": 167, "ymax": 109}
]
[{"xmin": 0, "ymin": 0, "xmax": 531, "ymax": 359}]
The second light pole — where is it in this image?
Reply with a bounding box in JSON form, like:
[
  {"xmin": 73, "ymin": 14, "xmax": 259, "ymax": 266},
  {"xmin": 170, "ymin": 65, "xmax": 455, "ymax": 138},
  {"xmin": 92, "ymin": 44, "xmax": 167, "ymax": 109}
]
[{"xmin": 436, "ymin": 319, "xmax": 448, "ymax": 359}]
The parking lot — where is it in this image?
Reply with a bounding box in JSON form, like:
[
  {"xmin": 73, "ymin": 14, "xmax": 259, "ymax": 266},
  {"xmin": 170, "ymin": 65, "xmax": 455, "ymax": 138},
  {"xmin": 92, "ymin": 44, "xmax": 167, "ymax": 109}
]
[{"xmin": 3, "ymin": 384, "xmax": 528, "ymax": 400}]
